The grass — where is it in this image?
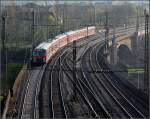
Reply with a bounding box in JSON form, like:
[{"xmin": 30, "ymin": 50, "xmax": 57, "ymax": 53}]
[{"xmin": 128, "ymin": 68, "xmax": 144, "ymax": 74}]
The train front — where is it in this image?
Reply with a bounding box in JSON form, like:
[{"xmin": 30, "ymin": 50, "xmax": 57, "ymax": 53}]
[{"xmin": 32, "ymin": 49, "xmax": 46, "ymax": 64}]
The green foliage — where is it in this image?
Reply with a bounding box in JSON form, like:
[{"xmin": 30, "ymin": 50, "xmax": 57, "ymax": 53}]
[
  {"xmin": 0, "ymin": 96, "xmax": 4, "ymax": 101},
  {"xmin": 6, "ymin": 63, "xmax": 22, "ymax": 89},
  {"xmin": 1, "ymin": 63, "xmax": 22, "ymax": 94},
  {"xmin": 128, "ymin": 68, "xmax": 144, "ymax": 73},
  {"xmin": 48, "ymin": 15, "xmax": 56, "ymax": 24}
]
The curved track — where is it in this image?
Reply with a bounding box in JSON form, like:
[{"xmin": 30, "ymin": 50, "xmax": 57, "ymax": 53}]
[
  {"xmin": 17, "ymin": 25, "xmax": 148, "ymax": 119},
  {"xmin": 39, "ymin": 35, "xmax": 111, "ymax": 118},
  {"xmin": 20, "ymin": 65, "xmax": 46, "ymax": 119},
  {"xmin": 62, "ymin": 31, "xmax": 148, "ymax": 118},
  {"xmin": 95, "ymin": 44, "xmax": 149, "ymax": 118},
  {"xmin": 39, "ymin": 26, "xmax": 148, "ymax": 118},
  {"xmin": 62, "ymin": 44, "xmax": 111, "ymax": 118},
  {"xmin": 39, "ymin": 45, "xmax": 71, "ymax": 118}
]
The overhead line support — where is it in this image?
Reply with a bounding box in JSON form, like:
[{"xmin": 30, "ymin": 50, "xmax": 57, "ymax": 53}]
[
  {"xmin": 73, "ymin": 40, "xmax": 77, "ymax": 100},
  {"xmin": 1, "ymin": 11, "xmax": 7, "ymax": 91},
  {"xmin": 144, "ymin": 10, "xmax": 149, "ymax": 93}
]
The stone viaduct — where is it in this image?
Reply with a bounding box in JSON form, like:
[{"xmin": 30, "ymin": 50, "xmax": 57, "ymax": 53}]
[{"xmin": 108, "ymin": 30, "xmax": 145, "ymax": 65}]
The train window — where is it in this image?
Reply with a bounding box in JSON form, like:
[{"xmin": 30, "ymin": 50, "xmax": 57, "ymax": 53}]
[{"xmin": 33, "ymin": 50, "xmax": 46, "ymax": 56}]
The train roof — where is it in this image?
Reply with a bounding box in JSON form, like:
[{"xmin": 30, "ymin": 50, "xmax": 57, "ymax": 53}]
[
  {"xmin": 34, "ymin": 26, "xmax": 95, "ymax": 51},
  {"xmin": 88, "ymin": 26, "xmax": 95, "ymax": 29},
  {"xmin": 34, "ymin": 42, "xmax": 51, "ymax": 50},
  {"xmin": 55, "ymin": 34, "xmax": 66, "ymax": 39},
  {"xmin": 67, "ymin": 30, "xmax": 76, "ymax": 35}
]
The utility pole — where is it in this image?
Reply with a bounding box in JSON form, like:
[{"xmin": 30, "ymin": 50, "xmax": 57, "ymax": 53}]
[
  {"xmin": 47, "ymin": 26, "xmax": 49, "ymax": 41},
  {"xmin": 53, "ymin": 0, "xmax": 59, "ymax": 23},
  {"xmin": 62, "ymin": 5, "xmax": 65, "ymax": 33},
  {"xmin": 93, "ymin": 3, "xmax": 96, "ymax": 26},
  {"xmin": 66, "ymin": 4, "xmax": 69, "ymax": 32},
  {"xmin": 30, "ymin": 10, "xmax": 35, "ymax": 66},
  {"xmin": 63, "ymin": 3, "xmax": 67, "ymax": 32},
  {"xmin": 1, "ymin": 11, "xmax": 7, "ymax": 90},
  {"xmin": 104, "ymin": 8, "xmax": 109, "ymax": 56},
  {"xmin": 111, "ymin": 13, "xmax": 117, "ymax": 65},
  {"xmin": 133, "ymin": 7, "xmax": 139, "ymax": 68},
  {"xmin": 136, "ymin": 7, "xmax": 139, "ymax": 36},
  {"xmin": 132, "ymin": 7, "xmax": 140, "ymax": 90},
  {"xmin": 95, "ymin": 5, "xmax": 96, "ymax": 26},
  {"xmin": 73, "ymin": 40, "xmax": 76, "ymax": 99},
  {"xmin": 149, "ymin": 0, "xmax": 150, "ymax": 15},
  {"xmin": 32, "ymin": 10, "xmax": 35, "ymax": 49},
  {"xmin": 135, "ymin": 7, "xmax": 139, "ymax": 52},
  {"xmin": 87, "ymin": 25, "xmax": 89, "ymax": 38},
  {"xmin": 144, "ymin": 10, "xmax": 149, "ymax": 93}
]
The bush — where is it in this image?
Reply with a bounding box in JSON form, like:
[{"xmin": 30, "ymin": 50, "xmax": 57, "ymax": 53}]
[{"xmin": 6, "ymin": 63, "xmax": 22, "ymax": 89}]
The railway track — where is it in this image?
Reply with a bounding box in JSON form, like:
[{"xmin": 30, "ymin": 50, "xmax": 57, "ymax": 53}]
[
  {"xmin": 50, "ymin": 55, "xmax": 68, "ymax": 118},
  {"xmin": 39, "ymin": 45, "xmax": 71, "ymax": 118},
  {"xmin": 81, "ymin": 42, "xmax": 148, "ymax": 118},
  {"xmin": 95, "ymin": 44, "xmax": 149, "ymax": 118},
  {"xmin": 14, "ymin": 24, "xmax": 148, "ymax": 118},
  {"xmin": 61, "ymin": 39, "xmax": 111, "ymax": 118},
  {"xmin": 80, "ymin": 43, "xmax": 130, "ymax": 118},
  {"xmin": 20, "ymin": 65, "xmax": 46, "ymax": 119},
  {"xmin": 62, "ymin": 27, "xmax": 148, "ymax": 118},
  {"xmin": 64, "ymin": 40, "xmax": 129, "ymax": 118},
  {"xmin": 85, "ymin": 41, "xmax": 146, "ymax": 118},
  {"xmin": 61, "ymin": 56, "xmax": 102, "ymax": 118},
  {"xmin": 21, "ymin": 25, "xmax": 147, "ymax": 118},
  {"xmin": 39, "ymin": 35, "xmax": 99, "ymax": 118}
]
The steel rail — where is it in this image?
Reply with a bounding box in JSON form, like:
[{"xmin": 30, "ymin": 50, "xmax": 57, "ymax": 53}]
[
  {"xmin": 62, "ymin": 60, "xmax": 99, "ymax": 117},
  {"xmin": 39, "ymin": 34, "xmax": 101, "ymax": 118},
  {"xmin": 33, "ymin": 64, "xmax": 46, "ymax": 119},
  {"xmin": 62, "ymin": 48, "xmax": 108, "ymax": 118},
  {"xmin": 19, "ymin": 24, "xmax": 146, "ymax": 119},
  {"xmin": 17, "ymin": 67, "xmax": 33, "ymax": 119},
  {"xmin": 89, "ymin": 42, "xmax": 132, "ymax": 118},
  {"xmin": 21, "ymin": 66, "xmax": 44, "ymax": 119},
  {"xmin": 38, "ymin": 45, "xmax": 71, "ymax": 118},
  {"xmin": 64, "ymin": 25, "xmax": 144, "ymax": 118},
  {"xmin": 78, "ymin": 25, "xmax": 146, "ymax": 118},
  {"xmin": 78, "ymin": 27, "xmax": 138, "ymax": 117},
  {"xmin": 78, "ymin": 39, "xmax": 112, "ymax": 118},
  {"xmin": 50, "ymin": 50, "xmax": 70, "ymax": 118},
  {"xmin": 61, "ymin": 35, "xmax": 113, "ymax": 117},
  {"xmin": 97, "ymin": 46, "xmax": 148, "ymax": 108},
  {"xmin": 95, "ymin": 44, "xmax": 146, "ymax": 118},
  {"xmin": 61, "ymin": 53, "xmax": 99, "ymax": 117},
  {"xmin": 80, "ymin": 45, "xmax": 118, "ymax": 118}
]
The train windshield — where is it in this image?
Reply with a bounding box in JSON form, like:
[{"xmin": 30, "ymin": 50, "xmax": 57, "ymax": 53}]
[{"xmin": 33, "ymin": 50, "xmax": 46, "ymax": 56}]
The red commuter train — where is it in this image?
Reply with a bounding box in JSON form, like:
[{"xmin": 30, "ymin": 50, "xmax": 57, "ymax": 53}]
[{"xmin": 32, "ymin": 26, "xmax": 96, "ymax": 64}]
